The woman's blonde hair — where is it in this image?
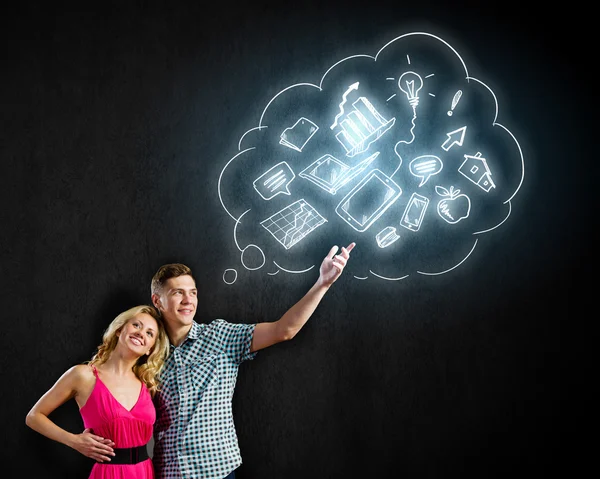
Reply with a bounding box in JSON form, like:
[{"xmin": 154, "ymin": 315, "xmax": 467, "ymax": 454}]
[{"xmin": 88, "ymin": 305, "xmax": 169, "ymax": 396}]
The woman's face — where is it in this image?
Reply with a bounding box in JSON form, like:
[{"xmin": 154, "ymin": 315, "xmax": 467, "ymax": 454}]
[{"xmin": 117, "ymin": 312, "xmax": 159, "ymax": 357}]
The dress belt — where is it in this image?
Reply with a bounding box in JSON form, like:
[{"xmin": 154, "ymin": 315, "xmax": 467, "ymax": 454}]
[{"xmin": 105, "ymin": 444, "xmax": 150, "ymax": 465}]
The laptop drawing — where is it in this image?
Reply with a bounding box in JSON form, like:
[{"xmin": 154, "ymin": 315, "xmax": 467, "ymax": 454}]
[{"xmin": 298, "ymin": 151, "xmax": 379, "ymax": 195}]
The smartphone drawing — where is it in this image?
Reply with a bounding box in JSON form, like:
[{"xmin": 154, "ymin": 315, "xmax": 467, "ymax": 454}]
[
  {"xmin": 335, "ymin": 169, "xmax": 402, "ymax": 232},
  {"xmin": 399, "ymin": 193, "xmax": 429, "ymax": 231}
]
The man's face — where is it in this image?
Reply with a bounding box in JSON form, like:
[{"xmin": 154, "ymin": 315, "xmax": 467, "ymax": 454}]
[{"xmin": 153, "ymin": 275, "xmax": 198, "ymax": 328}]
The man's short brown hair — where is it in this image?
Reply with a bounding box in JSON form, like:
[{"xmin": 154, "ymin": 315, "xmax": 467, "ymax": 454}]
[{"xmin": 151, "ymin": 263, "xmax": 193, "ymax": 295}]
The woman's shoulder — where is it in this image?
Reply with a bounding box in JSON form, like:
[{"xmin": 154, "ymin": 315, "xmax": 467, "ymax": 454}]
[
  {"xmin": 48, "ymin": 364, "xmax": 96, "ymax": 397},
  {"xmin": 65, "ymin": 363, "xmax": 96, "ymax": 384}
]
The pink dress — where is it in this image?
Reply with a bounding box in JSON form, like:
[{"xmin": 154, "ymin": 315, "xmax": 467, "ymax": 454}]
[{"xmin": 80, "ymin": 366, "xmax": 155, "ymax": 479}]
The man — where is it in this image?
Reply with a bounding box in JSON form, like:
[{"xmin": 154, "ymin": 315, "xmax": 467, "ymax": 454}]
[{"xmin": 150, "ymin": 242, "xmax": 355, "ymax": 479}]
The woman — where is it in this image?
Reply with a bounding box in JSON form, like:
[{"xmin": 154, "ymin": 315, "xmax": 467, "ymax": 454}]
[{"xmin": 26, "ymin": 305, "xmax": 169, "ymax": 478}]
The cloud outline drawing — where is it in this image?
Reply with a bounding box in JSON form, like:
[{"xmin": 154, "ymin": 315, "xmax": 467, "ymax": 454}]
[{"xmin": 217, "ymin": 31, "xmax": 525, "ymax": 282}]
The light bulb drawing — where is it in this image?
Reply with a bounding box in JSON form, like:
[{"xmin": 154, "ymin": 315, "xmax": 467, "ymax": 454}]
[
  {"xmin": 398, "ymin": 71, "xmax": 423, "ymax": 108},
  {"xmin": 391, "ymin": 70, "xmax": 424, "ymax": 180}
]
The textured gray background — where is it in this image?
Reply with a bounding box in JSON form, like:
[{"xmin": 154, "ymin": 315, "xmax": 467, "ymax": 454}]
[{"xmin": 2, "ymin": 1, "xmax": 587, "ymax": 477}]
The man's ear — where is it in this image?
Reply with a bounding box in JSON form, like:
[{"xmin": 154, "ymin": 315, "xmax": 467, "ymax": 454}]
[{"xmin": 151, "ymin": 293, "xmax": 162, "ymax": 310}]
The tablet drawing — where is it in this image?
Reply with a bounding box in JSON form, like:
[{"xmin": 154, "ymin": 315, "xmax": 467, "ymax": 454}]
[{"xmin": 335, "ymin": 169, "xmax": 402, "ymax": 232}]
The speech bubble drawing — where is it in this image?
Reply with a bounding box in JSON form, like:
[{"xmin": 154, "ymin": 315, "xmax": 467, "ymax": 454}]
[
  {"xmin": 253, "ymin": 161, "xmax": 296, "ymax": 200},
  {"xmin": 409, "ymin": 155, "xmax": 443, "ymax": 187}
]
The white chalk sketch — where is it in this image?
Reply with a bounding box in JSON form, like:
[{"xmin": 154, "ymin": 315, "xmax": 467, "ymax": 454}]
[
  {"xmin": 335, "ymin": 169, "xmax": 402, "ymax": 232},
  {"xmin": 459, "ymin": 152, "xmax": 496, "ymax": 192},
  {"xmin": 253, "ymin": 161, "xmax": 295, "ymax": 200},
  {"xmin": 333, "ymin": 97, "xmax": 395, "ymax": 157},
  {"xmin": 417, "ymin": 238, "xmax": 478, "ymax": 276},
  {"xmin": 272, "ymin": 261, "xmax": 316, "ymax": 274},
  {"xmin": 331, "ymin": 82, "xmax": 360, "ymax": 129},
  {"xmin": 435, "ymin": 185, "xmax": 471, "ymax": 224},
  {"xmin": 399, "ymin": 192, "xmax": 430, "ymax": 232},
  {"xmin": 279, "ymin": 117, "xmax": 319, "ymax": 152},
  {"xmin": 398, "ymin": 71, "xmax": 423, "ymax": 108},
  {"xmin": 408, "ymin": 155, "xmax": 443, "ymax": 187},
  {"xmin": 369, "ymin": 270, "xmax": 410, "ymax": 281},
  {"xmin": 441, "ymin": 126, "xmax": 467, "ymax": 151},
  {"xmin": 299, "ymin": 151, "xmax": 379, "ymax": 195},
  {"xmin": 447, "ymin": 89, "xmax": 463, "ymax": 115},
  {"xmin": 233, "ymin": 209, "xmax": 266, "ymax": 272},
  {"xmin": 260, "ymin": 199, "xmax": 327, "ymax": 250},
  {"xmin": 218, "ymin": 32, "xmax": 525, "ymax": 282},
  {"xmin": 223, "ymin": 269, "xmax": 238, "ymax": 285},
  {"xmin": 375, "ymin": 226, "xmax": 400, "ymax": 248},
  {"xmin": 390, "ymin": 70, "xmax": 426, "ymax": 179}
]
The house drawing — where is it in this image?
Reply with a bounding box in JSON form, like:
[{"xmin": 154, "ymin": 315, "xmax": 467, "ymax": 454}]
[{"xmin": 458, "ymin": 152, "xmax": 496, "ymax": 192}]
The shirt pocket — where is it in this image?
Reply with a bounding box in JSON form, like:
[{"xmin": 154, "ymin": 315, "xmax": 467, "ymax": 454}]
[{"xmin": 189, "ymin": 354, "xmax": 219, "ymax": 391}]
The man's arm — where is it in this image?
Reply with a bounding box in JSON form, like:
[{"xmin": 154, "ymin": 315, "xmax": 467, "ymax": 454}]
[{"xmin": 250, "ymin": 242, "xmax": 355, "ymax": 352}]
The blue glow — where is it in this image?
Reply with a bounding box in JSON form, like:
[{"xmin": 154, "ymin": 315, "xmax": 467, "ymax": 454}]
[{"xmin": 217, "ymin": 31, "xmax": 524, "ymax": 283}]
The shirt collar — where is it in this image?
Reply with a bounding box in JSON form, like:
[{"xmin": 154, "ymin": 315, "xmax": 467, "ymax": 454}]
[
  {"xmin": 169, "ymin": 321, "xmax": 202, "ymax": 350},
  {"xmin": 187, "ymin": 321, "xmax": 202, "ymax": 340}
]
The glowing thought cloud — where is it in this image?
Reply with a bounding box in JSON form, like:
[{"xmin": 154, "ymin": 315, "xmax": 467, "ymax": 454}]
[{"xmin": 217, "ymin": 32, "xmax": 525, "ymax": 283}]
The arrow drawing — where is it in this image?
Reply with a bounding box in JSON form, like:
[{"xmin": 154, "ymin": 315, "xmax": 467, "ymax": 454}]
[{"xmin": 441, "ymin": 126, "xmax": 467, "ymax": 151}]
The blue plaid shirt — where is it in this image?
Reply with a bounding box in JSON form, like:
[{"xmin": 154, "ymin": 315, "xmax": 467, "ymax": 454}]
[{"xmin": 153, "ymin": 319, "xmax": 257, "ymax": 479}]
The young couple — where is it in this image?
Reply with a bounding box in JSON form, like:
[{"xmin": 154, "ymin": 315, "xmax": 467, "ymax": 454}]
[{"xmin": 26, "ymin": 242, "xmax": 355, "ymax": 479}]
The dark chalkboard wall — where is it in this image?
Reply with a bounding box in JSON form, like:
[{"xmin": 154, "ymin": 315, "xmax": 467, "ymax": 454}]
[{"xmin": 2, "ymin": 1, "xmax": 588, "ymax": 477}]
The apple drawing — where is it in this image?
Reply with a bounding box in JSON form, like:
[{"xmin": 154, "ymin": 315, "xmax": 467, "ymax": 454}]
[{"xmin": 435, "ymin": 185, "xmax": 471, "ymax": 224}]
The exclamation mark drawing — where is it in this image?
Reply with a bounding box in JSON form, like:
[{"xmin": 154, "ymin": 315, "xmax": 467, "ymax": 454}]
[{"xmin": 447, "ymin": 90, "xmax": 462, "ymax": 116}]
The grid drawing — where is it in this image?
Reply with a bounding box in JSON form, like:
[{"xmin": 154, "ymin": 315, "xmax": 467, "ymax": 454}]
[{"xmin": 260, "ymin": 199, "xmax": 327, "ymax": 249}]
